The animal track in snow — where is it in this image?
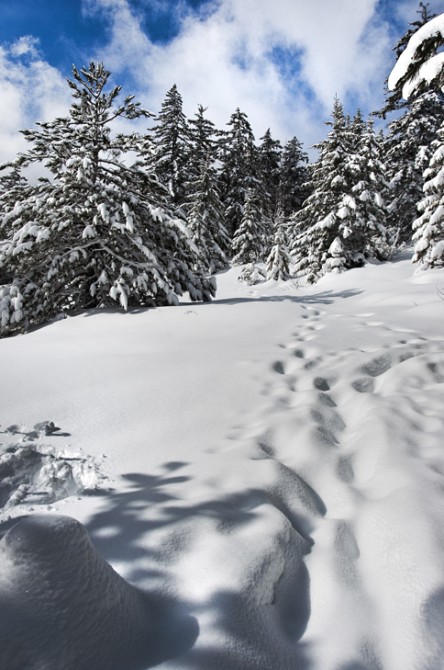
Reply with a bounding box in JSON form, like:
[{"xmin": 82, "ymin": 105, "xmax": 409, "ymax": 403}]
[
  {"xmin": 313, "ymin": 376, "xmax": 332, "ymax": 391},
  {"xmin": 360, "ymin": 353, "xmax": 392, "ymax": 377},
  {"xmin": 351, "ymin": 377, "xmax": 375, "ymax": 393},
  {"xmin": 272, "ymin": 360, "xmax": 286, "ymax": 375}
]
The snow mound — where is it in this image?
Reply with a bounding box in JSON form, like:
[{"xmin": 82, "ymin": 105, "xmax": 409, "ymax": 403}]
[
  {"xmin": 0, "ymin": 422, "xmax": 104, "ymax": 509},
  {"xmin": 0, "ymin": 514, "xmax": 198, "ymax": 670}
]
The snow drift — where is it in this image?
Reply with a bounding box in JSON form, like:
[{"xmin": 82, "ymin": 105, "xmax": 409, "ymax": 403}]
[{"xmin": 0, "ymin": 514, "xmax": 198, "ymax": 670}]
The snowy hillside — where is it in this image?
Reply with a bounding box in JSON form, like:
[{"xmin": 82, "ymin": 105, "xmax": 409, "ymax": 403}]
[{"xmin": 1, "ymin": 254, "xmax": 444, "ymax": 670}]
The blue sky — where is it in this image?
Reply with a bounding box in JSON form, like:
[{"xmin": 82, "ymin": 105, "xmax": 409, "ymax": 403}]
[{"xmin": 0, "ymin": 0, "xmax": 444, "ymax": 163}]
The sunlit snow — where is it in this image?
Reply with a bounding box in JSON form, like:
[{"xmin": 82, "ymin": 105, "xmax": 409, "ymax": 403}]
[{"xmin": 1, "ymin": 254, "xmax": 444, "ymax": 670}]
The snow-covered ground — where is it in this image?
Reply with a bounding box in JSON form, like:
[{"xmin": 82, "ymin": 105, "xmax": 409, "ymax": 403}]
[{"xmin": 1, "ymin": 253, "xmax": 444, "ymax": 670}]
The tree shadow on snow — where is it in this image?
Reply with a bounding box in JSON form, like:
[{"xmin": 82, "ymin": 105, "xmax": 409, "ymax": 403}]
[
  {"xmin": 178, "ymin": 583, "xmax": 313, "ymax": 670},
  {"xmin": 213, "ymin": 288, "xmax": 362, "ymax": 307},
  {"xmin": 86, "ymin": 466, "xmax": 262, "ymax": 576},
  {"xmin": 86, "ymin": 463, "xmax": 315, "ymax": 669}
]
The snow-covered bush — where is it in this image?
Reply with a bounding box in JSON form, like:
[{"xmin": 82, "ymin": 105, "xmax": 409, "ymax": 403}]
[{"xmin": 238, "ymin": 263, "xmax": 267, "ymax": 285}]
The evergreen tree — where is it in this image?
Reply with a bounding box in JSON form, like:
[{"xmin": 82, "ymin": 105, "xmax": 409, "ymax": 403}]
[
  {"xmin": 277, "ymin": 136, "xmax": 309, "ymax": 218},
  {"xmin": 387, "ymin": 5, "xmax": 444, "ymax": 268},
  {"xmin": 290, "ymin": 100, "xmax": 387, "ymax": 282},
  {"xmin": 232, "ymin": 188, "xmax": 266, "ymax": 265},
  {"xmin": 187, "ymin": 104, "xmax": 219, "ymax": 182},
  {"xmin": 388, "ymin": 6, "xmax": 444, "ymax": 102},
  {"xmin": 290, "ymin": 98, "xmax": 356, "ymax": 281},
  {"xmin": 266, "ymin": 221, "xmax": 291, "ymax": 281},
  {"xmin": 384, "ymin": 89, "xmax": 444, "ymax": 244},
  {"xmin": 148, "ymin": 84, "xmax": 190, "ymax": 209},
  {"xmin": 258, "ymin": 128, "xmax": 282, "ymax": 220},
  {"xmin": 186, "ymin": 156, "xmax": 230, "ymax": 273},
  {"xmin": 0, "ymin": 63, "xmax": 215, "ymax": 336},
  {"xmin": 377, "ymin": 3, "xmax": 444, "ymax": 247},
  {"xmin": 339, "ymin": 120, "xmax": 390, "ymax": 262},
  {"xmin": 379, "ymin": 2, "xmax": 437, "ymax": 117},
  {"xmin": 412, "ymin": 126, "xmax": 444, "ymax": 268},
  {"xmin": 219, "ymin": 108, "xmax": 260, "ymax": 238}
]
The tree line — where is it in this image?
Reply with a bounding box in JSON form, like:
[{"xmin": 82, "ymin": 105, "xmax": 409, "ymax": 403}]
[{"xmin": 0, "ymin": 1, "xmax": 443, "ymax": 336}]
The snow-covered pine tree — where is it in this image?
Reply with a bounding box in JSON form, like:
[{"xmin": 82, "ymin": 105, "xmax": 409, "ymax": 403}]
[
  {"xmin": 340, "ymin": 120, "xmax": 390, "ymax": 262},
  {"xmin": 266, "ymin": 219, "xmax": 291, "ymax": 281},
  {"xmin": 388, "ymin": 7, "xmax": 444, "ymax": 268},
  {"xmin": 232, "ymin": 187, "xmax": 267, "ymax": 265},
  {"xmin": 290, "ymin": 98, "xmax": 357, "ymax": 281},
  {"xmin": 187, "ymin": 104, "xmax": 219, "ymax": 184},
  {"xmin": 185, "ymin": 156, "xmax": 230, "ymax": 273},
  {"xmin": 219, "ymin": 108, "xmax": 260, "ymax": 239},
  {"xmin": 258, "ymin": 129, "xmax": 282, "ymax": 221},
  {"xmin": 277, "ymin": 136, "xmax": 310, "ymax": 218},
  {"xmin": 290, "ymin": 100, "xmax": 388, "ymax": 282},
  {"xmin": 388, "ymin": 5, "xmax": 444, "ymax": 102},
  {"xmin": 380, "ymin": 2, "xmax": 437, "ymax": 116},
  {"xmin": 412, "ymin": 126, "xmax": 444, "ymax": 268},
  {"xmin": 0, "ymin": 63, "xmax": 215, "ymax": 336},
  {"xmin": 147, "ymin": 84, "xmax": 190, "ymax": 210},
  {"xmin": 378, "ymin": 3, "xmax": 444, "ymax": 247},
  {"xmin": 384, "ymin": 89, "xmax": 444, "ymax": 245}
]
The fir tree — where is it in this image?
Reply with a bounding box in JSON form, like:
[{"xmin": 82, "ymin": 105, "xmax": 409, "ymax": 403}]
[
  {"xmin": 339, "ymin": 120, "xmax": 390, "ymax": 263},
  {"xmin": 258, "ymin": 129, "xmax": 282, "ymax": 220},
  {"xmin": 379, "ymin": 2, "xmax": 437, "ymax": 117},
  {"xmin": 412, "ymin": 126, "xmax": 444, "ymax": 268},
  {"xmin": 266, "ymin": 221, "xmax": 291, "ymax": 281},
  {"xmin": 219, "ymin": 108, "xmax": 260, "ymax": 238},
  {"xmin": 232, "ymin": 188, "xmax": 266, "ymax": 265},
  {"xmin": 187, "ymin": 105, "xmax": 219, "ymax": 183},
  {"xmin": 278, "ymin": 137, "xmax": 310, "ymax": 218},
  {"xmin": 186, "ymin": 156, "xmax": 230, "ymax": 273},
  {"xmin": 384, "ymin": 89, "xmax": 444, "ymax": 244},
  {"xmin": 277, "ymin": 136, "xmax": 309, "ymax": 218},
  {"xmin": 290, "ymin": 98, "xmax": 356, "ymax": 281},
  {"xmin": 290, "ymin": 100, "xmax": 387, "ymax": 282},
  {"xmin": 387, "ymin": 6, "xmax": 444, "ymax": 268},
  {"xmin": 388, "ymin": 5, "xmax": 444, "ymax": 102},
  {"xmin": 148, "ymin": 84, "xmax": 190, "ymax": 209},
  {"xmin": 0, "ymin": 63, "xmax": 215, "ymax": 336},
  {"xmin": 377, "ymin": 3, "xmax": 444, "ymax": 246}
]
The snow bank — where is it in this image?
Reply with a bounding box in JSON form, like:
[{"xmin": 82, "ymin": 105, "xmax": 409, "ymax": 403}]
[{"xmin": 0, "ymin": 514, "xmax": 198, "ymax": 670}]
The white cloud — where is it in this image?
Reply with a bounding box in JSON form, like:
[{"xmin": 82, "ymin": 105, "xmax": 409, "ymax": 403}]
[
  {"xmin": 0, "ymin": 39, "xmax": 71, "ymax": 164},
  {"xmin": 82, "ymin": 0, "xmax": 406, "ymax": 149},
  {"xmin": 0, "ymin": 0, "xmax": 434, "ymax": 168}
]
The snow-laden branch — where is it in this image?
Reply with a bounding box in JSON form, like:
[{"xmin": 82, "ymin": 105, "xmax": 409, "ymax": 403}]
[{"xmin": 388, "ymin": 13, "xmax": 444, "ymax": 99}]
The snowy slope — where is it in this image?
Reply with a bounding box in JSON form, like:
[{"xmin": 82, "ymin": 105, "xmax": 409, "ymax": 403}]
[{"xmin": 1, "ymin": 254, "xmax": 444, "ymax": 670}]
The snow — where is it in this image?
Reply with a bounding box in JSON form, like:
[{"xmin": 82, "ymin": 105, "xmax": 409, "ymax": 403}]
[
  {"xmin": 388, "ymin": 13, "xmax": 444, "ymax": 98},
  {"xmin": 1, "ymin": 255, "xmax": 444, "ymax": 669}
]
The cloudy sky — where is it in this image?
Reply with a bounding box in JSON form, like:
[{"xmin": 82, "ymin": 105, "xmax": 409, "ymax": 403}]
[{"xmin": 1, "ymin": 0, "xmax": 444, "ymax": 163}]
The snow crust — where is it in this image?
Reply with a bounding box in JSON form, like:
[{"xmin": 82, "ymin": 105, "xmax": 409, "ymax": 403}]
[{"xmin": 1, "ymin": 255, "xmax": 444, "ymax": 669}]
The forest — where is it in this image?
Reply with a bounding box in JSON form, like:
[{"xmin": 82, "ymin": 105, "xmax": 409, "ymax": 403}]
[{"xmin": 0, "ymin": 2, "xmax": 443, "ymax": 337}]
